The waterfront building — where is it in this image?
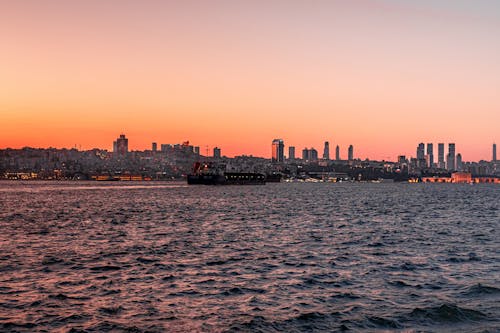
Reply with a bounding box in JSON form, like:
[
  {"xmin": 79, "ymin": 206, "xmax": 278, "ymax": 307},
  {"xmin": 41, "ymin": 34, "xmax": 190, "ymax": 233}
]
[
  {"xmin": 348, "ymin": 145, "xmax": 353, "ymax": 161},
  {"xmin": 427, "ymin": 143, "xmax": 434, "ymax": 167},
  {"xmin": 438, "ymin": 143, "xmax": 445, "ymax": 169},
  {"xmin": 113, "ymin": 134, "xmax": 128, "ymax": 156},
  {"xmin": 213, "ymin": 147, "xmax": 221, "ymax": 159},
  {"xmin": 272, "ymin": 139, "xmax": 284, "ymax": 163},
  {"xmin": 336, "ymin": 145, "xmax": 340, "ymax": 160},
  {"xmin": 447, "ymin": 143, "xmax": 456, "ymax": 171},
  {"xmin": 152, "ymin": 142, "xmax": 157, "ymax": 152},
  {"xmin": 288, "ymin": 146, "xmax": 295, "ymax": 160},
  {"xmin": 323, "ymin": 141, "xmax": 330, "ymax": 160}
]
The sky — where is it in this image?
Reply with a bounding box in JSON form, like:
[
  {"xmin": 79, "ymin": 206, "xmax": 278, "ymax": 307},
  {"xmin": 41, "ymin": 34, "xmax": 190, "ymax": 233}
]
[{"xmin": 1, "ymin": 0, "xmax": 499, "ymax": 161}]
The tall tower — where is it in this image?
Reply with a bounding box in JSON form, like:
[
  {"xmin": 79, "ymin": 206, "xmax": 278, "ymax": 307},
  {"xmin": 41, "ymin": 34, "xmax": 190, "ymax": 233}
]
[
  {"xmin": 427, "ymin": 143, "xmax": 434, "ymax": 167},
  {"xmin": 288, "ymin": 146, "xmax": 295, "ymax": 160},
  {"xmin": 438, "ymin": 143, "xmax": 445, "ymax": 168},
  {"xmin": 348, "ymin": 145, "xmax": 354, "ymax": 161},
  {"xmin": 493, "ymin": 143, "xmax": 497, "ymax": 162},
  {"xmin": 213, "ymin": 147, "xmax": 221, "ymax": 158},
  {"xmin": 416, "ymin": 143, "xmax": 425, "ymax": 160},
  {"xmin": 336, "ymin": 145, "xmax": 340, "ymax": 160},
  {"xmin": 447, "ymin": 143, "xmax": 456, "ymax": 171},
  {"xmin": 113, "ymin": 134, "xmax": 128, "ymax": 156},
  {"xmin": 456, "ymin": 153, "xmax": 463, "ymax": 171},
  {"xmin": 152, "ymin": 142, "xmax": 157, "ymax": 152},
  {"xmin": 302, "ymin": 148, "xmax": 310, "ymax": 161},
  {"xmin": 272, "ymin": 139, "xmax": 284, "ymax": 162},
  {"xmin": 323, "ymin": 141, "xmax": 330, "ymax": 160}
]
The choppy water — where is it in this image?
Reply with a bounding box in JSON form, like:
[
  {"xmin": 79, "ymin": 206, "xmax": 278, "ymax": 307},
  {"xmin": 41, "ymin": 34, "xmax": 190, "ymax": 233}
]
[{"xmin": 0, "ymin": 181, "xmax": 498, "ymax": 332}]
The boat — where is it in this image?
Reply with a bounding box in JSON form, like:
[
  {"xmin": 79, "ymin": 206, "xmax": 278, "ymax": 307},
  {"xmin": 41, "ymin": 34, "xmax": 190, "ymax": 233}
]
[
  {"xmin": 265, "ymin": 173, "xmax": 282, "ymax": 183},
  {"xmin": 187, "ymin": 162, "xmax": 266, "ymax": 185}
]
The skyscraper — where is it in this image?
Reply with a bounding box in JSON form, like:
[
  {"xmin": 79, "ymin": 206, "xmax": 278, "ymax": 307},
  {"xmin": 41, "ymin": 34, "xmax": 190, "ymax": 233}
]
[
  {"xmin": 213, "ymin": 147, "xmax": 221, "ymax": 158},
  {"xmin": 456, "ymin": 153, "xmax": 463, "ymax": 171},
  {"xmin": 113, "ymin": 134, "xmax": 128, "ymax": 156},
  {"xmin": 152, "ymin": 142, "xmax": 157, "ymax": 152},
  {"xmin": 336, "ymin": 145, "xmax": 340, "ymax": 160},
  {"xmin": 310, "ymin": 148, "xmax": 318, "ymax": 161},
  {"xmin": 447, "ymin": 143, "xmax": 456, "ymax": 171},
  {"xmin": 302, "ymin": 148, "xmax": 310, "ymax": 161},
  {"xmin": 438, "ymin": 143, "xmax": 445, "ymax": 169},
  {"xmin": 323, "ymin": 141, "xmax": 330, "ymax": 160},
  {"xmin": 427, "ymin": 143, "xmax": 434, "ymax": 167},
  {"xmin": 272, "ymin": 139, "xmax": 285, "ymax": 162},
  {"xmin": 493, "ymin": 143, "xmax": 497, "ymax": 162},
  {"xmin": 416, "ymin": 143, "xmax": 425, "ymax": 160},
  {"xmin": 288, "ymin": 146, "xmax": 295, "ymax": 160},
  {"xmin": 348, "ymin": 145, "xmax": 353, "ymax": 161}
]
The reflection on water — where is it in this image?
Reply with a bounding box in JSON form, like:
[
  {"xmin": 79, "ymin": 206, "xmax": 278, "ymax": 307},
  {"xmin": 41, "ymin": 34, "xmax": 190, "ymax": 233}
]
[{"xmin": 0, "ymin": 181, "xmax": 498, "ymax": 332}]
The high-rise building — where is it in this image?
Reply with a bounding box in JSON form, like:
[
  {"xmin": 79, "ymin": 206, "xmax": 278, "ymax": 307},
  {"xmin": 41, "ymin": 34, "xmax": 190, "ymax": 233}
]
[
  {"xmin": 417, "ymin": 143, "xmax": 425, "ymax": 160},
  {"xmin": 213, "ymin": 147, "xmax": 221, "ymax": 158},
  {"xmin": 194, "ymin": 146, "xmax": 200, "ymax": 155},
  {"xmin": 336, "ymin": 145, "xmax": 340, "ymax": 160},
  {"xmin": 152, "ymin": 142, "xmax": 157, "ymax": 152},
  {"xmin": 493, "ymin": 143, "xmax": 497, "ymax": 162},
  {"xmin": 272, "ymin": 139, "xmax": 284, "ymax": 163},
  {"xmin": 416, "ymin": 143, "xmax": 425, "ymax": 168},
  {"xmin": 288, "ymin": 146, "xmax": 295, "ymax": 160},
  {"xmin": 438, "ymin": 143, "xmax": 445, "ymax": 169},
  {"xmin": 310, "ymin": 148, "xmax": 318, "ymax": 161},
  {"xmin": 456, "ymin": 153, "xmax": 463, "ymax": 171},
  {"xmin": 302, "ymin": 148, "xmax": 310, "ymax": 161},
  {"xmin": 447, "ymin": 143, "xmax": 456, "ymax": 171},
  {"xmin": 348, "ymin": 145, "xmax": 353, "ymax": 161},
  {"xmin": 323, "ymin": 141, "xmax": 330, "ymax": 160},
  {"xmin": 427, "ymin": 143, "xmax": 434, "ymax": 167},
  {"xmin": 113, "ymin": 134, "xmax": 128, "ymax": 155}
]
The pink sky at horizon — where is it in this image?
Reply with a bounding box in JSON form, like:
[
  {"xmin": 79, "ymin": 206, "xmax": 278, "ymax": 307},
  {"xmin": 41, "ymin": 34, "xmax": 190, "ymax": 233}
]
[{"xmin": 1, "ymin": 0, "xmax": 498, "ymax": 161}]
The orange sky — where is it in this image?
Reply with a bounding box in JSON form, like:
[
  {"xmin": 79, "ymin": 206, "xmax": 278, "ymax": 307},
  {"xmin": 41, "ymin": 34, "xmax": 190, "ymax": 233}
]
[{"xmin": 1, "ymin": 1, "xmax": 498, "ymax": 161}]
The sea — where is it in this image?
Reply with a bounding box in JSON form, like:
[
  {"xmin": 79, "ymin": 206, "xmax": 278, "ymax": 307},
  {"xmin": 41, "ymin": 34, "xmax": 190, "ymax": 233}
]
[{"xmin": 0, "ymin": 181, "xmax": 498, "ymax": 332}]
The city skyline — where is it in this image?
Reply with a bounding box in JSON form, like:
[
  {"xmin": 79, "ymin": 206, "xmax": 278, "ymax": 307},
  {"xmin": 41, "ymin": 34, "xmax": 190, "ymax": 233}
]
[
  {"xmin": 2, "ymin": 133, "xmax": 498, "ymax": 163},
  {"xmin": 1, "ymin": 1, "xmax": 499, "ymax": 160}
]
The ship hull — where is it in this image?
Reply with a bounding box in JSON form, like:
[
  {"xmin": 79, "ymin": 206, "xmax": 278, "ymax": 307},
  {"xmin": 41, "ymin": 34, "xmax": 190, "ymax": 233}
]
[{"xmin": 187, "ymin": 172, "xmax": 266, "ymax": 185}]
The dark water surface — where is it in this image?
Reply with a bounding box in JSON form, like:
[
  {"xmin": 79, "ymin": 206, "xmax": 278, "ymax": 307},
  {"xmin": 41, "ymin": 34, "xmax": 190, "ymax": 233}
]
[{"xmin": 0, "ymin": 181, "xmax": 498, "ymax": 332}]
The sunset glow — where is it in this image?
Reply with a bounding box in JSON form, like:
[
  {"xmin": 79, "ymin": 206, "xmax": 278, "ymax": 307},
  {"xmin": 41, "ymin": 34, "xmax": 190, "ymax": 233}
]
[{"xmin": 1, "ymin": 0, "xmax": 499, "ymax": 161}]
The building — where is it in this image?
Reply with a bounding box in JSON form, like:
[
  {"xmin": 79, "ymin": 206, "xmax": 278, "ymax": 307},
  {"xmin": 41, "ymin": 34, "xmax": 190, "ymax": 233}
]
[
  {"xmin": 447, "ymin": 143, "xmax": 456, "ymax": 171},
  {"xmin": 194, "ymin": 146, "xmax": 200, "ymax": 155},
  {"xmin": 416, "ymin": 143, "xmax": 426, "ymax": 168},
  {"xmin": 336, "ymin": 145, "xmax": 340, "ymax": 160},
  {"xmin": 288, "ymin": 146, "xmax": 295, "ymax": 160},
  {"xmin": 213, "ymin": 147, "xmax": 221, "ymax": 159},
  {"xmin": 438, "ymin": 143, "xmax": 445, "ymax": 169},
  {"xmin": 302, "ymin": 148, "xmax": 310, "ymax": 161},
  {"xmin": 302, "ymin": 148, "xmax": 318, "ymax": 162},
  {"xmin": 323, "ymin": 141, "xmax": 330, "ymax": 160},
  {"xmin": 456, "ymin": 153, "xmax": 463, "ymax": 171},
  {"xmin": 271, "ymin": 139, "xmax": 284, "ymax": 163},
  {"xmin": 494, "ymin": 143, "xmax": 497, "ymax": 162},
  {"xmin": 417, "ymin": 143, "xmax": 425, "ymax": 160},
  {"xmin": 427, "ymin": 143, "xmax": 434, "ymax": 167},
  {"xmin": 348, "ymin": 145, "xmax": 353, "ymax": 161},
  {"xmin": 152, "ymin": 142, "xmax": 157, "ymax": 152},
  {"xmin": 310, "ymin": 148, "xmax": 318, "ymax": 161},
  {"xmin": 113, "ymin": 134, "xmax": 128, "ymax": 156}
]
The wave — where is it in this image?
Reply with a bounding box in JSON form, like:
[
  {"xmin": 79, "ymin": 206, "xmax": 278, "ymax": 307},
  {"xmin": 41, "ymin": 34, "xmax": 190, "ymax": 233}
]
[
  {"xmin": 406, "ymin": 303, "xmax": 487, "ymax": 324},
  {"xmin": 462, "ymin": 283, "xmax": 500, "ymax": 296}
]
